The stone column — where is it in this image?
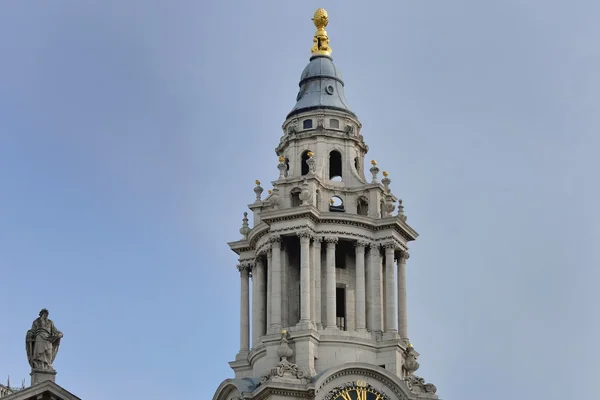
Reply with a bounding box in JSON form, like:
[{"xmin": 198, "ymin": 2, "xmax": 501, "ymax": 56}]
[
  {"xmin": 313, "ymin": 237, "xmax": 323, "ymax": 329},
  {"xmin": 298, "ymin": 231, "xmax": 312, "ymax": 324},
  {"xmin": 397, "ymin": 251, "xmax": 409, "ymax": 339},
  {"xmin": 252, "ymin": 257, "xmax": 266, "ymax": 346},
  {"xmin": 384, "ymin": 244, "xmax": 397, "ymax": 333},
  {"xmin": 354, "ymin": 241, "xmax": 367, "ymax": 332},
  {"xmin": 270, "ymin": 236, "xmax": 282, "ymax": 331},
  {"xmin": 367, "ymin": 243, "xmax": 382, "ymax": 332},
  {"xmin": 238, "ymin": 263, "xmax": 251, "ymax": 351},
  {"xmin": 325, "ymin": 237, "xmax": 338, "ymax": 329},
  {"xmin": 266, "ymin": 248, "xmax": 272, "ymax": 330}
]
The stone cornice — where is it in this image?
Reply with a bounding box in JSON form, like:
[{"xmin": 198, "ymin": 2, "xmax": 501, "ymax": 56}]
[
  {"xmin": 275, "ymin": 130, "xmax": 368, "ymax": 155},
  {"xmin": 227, "ymin": 239, "xmax": 252, "ymax": 255}
]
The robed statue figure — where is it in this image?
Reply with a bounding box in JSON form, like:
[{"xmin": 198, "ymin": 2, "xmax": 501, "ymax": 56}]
[{"xmin": 26, "ymin": 309, "xmax": 63, "ymax": 371}]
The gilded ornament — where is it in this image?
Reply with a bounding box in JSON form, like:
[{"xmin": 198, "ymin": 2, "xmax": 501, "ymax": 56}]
[
  {"xmin": 382, "ymin": 171, "xmax": 389, "ymax": 177},
  {"xmin": 310, "ymin": 8, "xmax": 332, "ymax": 56},
  {"xmin": 255, "ymin": 179, "xmax": 261, "ymax": 185},
  {"xmin": 278, "ymin": 155, "xmax": 286, "ymax": 163},
  {"xmin": 371, "ymin": 160, "xmax": 377, "ymax": 166},
  {"xmin": 307, "ymin": 151, "xmax": 314, "ymax": 157}
]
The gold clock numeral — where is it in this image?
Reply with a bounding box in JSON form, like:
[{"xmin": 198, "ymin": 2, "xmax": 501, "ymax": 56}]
[
  {"xmin": 356, "ymin": 387, "xmax": 367, "ymax": 400},
  {"xmin": 339, "ymin": 391, "xmax": 353, "ymax": 400}
]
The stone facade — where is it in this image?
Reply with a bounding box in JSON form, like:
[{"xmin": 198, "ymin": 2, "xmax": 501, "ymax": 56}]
[{"xmin": 213, "ymin": 8, "xmax": 439, "ymax": 400}]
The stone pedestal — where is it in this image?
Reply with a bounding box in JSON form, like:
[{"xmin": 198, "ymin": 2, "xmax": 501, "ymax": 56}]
[{"xmin": 30, "ymin": 368, "xmax": 56, "ymax": 386}]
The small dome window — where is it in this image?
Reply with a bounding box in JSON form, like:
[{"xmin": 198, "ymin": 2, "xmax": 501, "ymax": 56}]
[
  {"xmin": 303, "ymin": 119, "xmax": 313, "ymax": 129},
  {"xmin": 330, "ymin": 119, "xmax": 339, "ymax": 129},
  {"xmin": 329, "ymin": 196, "xmax": 345, "ymax": 212}
]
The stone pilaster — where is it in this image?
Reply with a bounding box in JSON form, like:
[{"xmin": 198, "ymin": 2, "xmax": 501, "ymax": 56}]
[
  {"xmin": 313, "ymin": 237, "xmax": 323, "ymax": 329},
  {"xmin": 298, "ymin": 231, "xmax": 312, "ymax": 326},
  {"xmin": 252, "ymin": 257, "xmax": 266, "ymax": 346},
  {"xmin": 270, "ymin": 236, "xmax": 282, "ymax": 331},
  {"xmin": 397, "ymin": 251, "xmax": 410, "ymax": 339},
  {"xmin": 324, "ymin": 237, "xmax": 338, "ymax": 329},
  {"xmin": 367, "ymin": 243, "xmax": 382, "ymax": 333},
  {"xmin": 383, "ymin": 244, "xmax": 397, "ymax": 333},
  {"xmin": 238, "ymin": 263, "xmax": 251, "ymax": 352},
  {"xmin": 354, "ymin": 240, "xmax": 368, "ymax": 332},
  {"xmin": 266, "ymin": 247, "xmax": 272, "ymax": 330}
]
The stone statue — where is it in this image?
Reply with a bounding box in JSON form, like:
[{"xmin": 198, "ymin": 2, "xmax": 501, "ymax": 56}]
[{"xmin": 26, "ymin": 309, "xmax": 63, "ymax": 371}]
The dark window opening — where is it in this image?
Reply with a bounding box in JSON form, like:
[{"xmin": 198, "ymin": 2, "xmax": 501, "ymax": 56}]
[
  {"xmin": 357, "ymin": 197, "xmax": 369, "ymax": 216},
  {"xmin": 285, "ymin": 157, "xmax": 290, "ymax": 177},
  {"xmin": 329, "ymin": 196, "xmax": 344, "ymax": 212},
  {"xmin": 301, "ymin": 151, "xmax": 311, "ymax": 175},
  {"xmin": 354, "ymin": 157, "xmax": 359, "ymax": 171},
  {"xmin": 330, "ymin": 119, "xmax": 339, "ymax": 129},
  {"xmin": 303, "ymin": 119, "xmax": 313, "ymax": 129},
  {"xmin": 291, "ymin": 189, "xmax": 301, "ymax": 207},
  {"xmin": 335, "ymin": 240, "xmax": 352, "ymax": 269},
  {"xmin": 329, "ymin": 150, "xmax": 342, "ymax": 181},
  {"xmin": 336, "ymin": 287, "xmax": 346, "ymax": 331}
]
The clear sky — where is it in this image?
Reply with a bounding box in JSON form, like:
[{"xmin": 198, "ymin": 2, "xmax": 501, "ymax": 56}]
[{"xmin": 0, "ymin": 1, "xmax": 598, "ymax": 399}]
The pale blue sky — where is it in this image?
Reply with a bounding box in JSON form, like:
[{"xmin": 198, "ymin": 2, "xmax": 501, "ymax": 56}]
[{"xmin": 1, "ymin": 1, "xmax": 598, "ymax": 399}]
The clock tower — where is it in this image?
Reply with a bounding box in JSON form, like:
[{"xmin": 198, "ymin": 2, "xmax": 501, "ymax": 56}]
[{"xmin": 213, "ymin": 8, "xmax": 440, "ymax": 400}]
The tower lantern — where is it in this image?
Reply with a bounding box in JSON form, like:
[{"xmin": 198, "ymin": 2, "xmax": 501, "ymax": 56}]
[{"xmin": 213, "ymin": 9, "xmax": 439, "ymax": 400}]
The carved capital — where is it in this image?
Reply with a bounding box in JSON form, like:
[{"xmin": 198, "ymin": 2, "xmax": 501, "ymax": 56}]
[
  {"xmin": 237, "ymin": 264, "xmax": 252, "ymax": 274},
  {"xmin": 312, "ymin": 236, "xmax": 323, "ymax": 244},
  {"xmin": 269, "ymin": 235, "xmax": 282, "ymax": 244},
  {"xmin": 382, "ymin": 242, "xmax": 396, "ymax": 250},
  {"xmin": 354, "ymin": 240, "xmax": 369, "ymax": 249},
  {"xmin": 324, "ymin": 237, "xmax": 338, "ymax": 245},
  {"xmin": 396, "ymin": 251, "xmax": 410, "ymax": 262},
  {"xmin": 297, "ymin": 230, "xmax": 312, "ymax": 240},
  {"xmin": 367, "ymin": 242, "xmax": 380, "ymax": 250}
]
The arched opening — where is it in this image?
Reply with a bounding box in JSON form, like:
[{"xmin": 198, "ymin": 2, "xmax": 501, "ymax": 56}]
[
  {"xmin": 303, "ymin": 119, "xmax": 313, "ymax": 129},
  {"xmin": 285, "ymin": 157, "xmax": 290, "ymax": 177},
  {"xmin": 301, "ymin": 150, "xmax": 311, "ymax": 176},
  {"xmin": 357, "ymin": 196, "xmax": 369, "ymax": 216},
  {"xmin": 330, "ymin": 119, "xmax": 339, "ymax": 129},
  {"xmin": 329, "ymin": 150, "xmax": 342, "ymax": 181},
  {"xmin": 329, "ymin": 196, "xmax": 344, "ymax": 212},
  {"xmin": 291, "ymin": 188, "xmax": 302, "ymax": 207},
  {"xmin": 380, "ymin": 199, "xmax": 385, "ymax": 218}
]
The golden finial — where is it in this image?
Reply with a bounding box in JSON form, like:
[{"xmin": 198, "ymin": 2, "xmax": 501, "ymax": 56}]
[
  {"xmin": 281, "ymin": 329, "xmax": 287, "ymax": 335},
  {"xmin": 330, "ymin": 198, "xmax": 334, "ymax": 204},
  {"xmin": 311, "ymin": 8, "xmax": 332, "ymax": 56},
  {"xmin": 268, "ymin": 189, "xmax": 272, "ymax": 195},
  {"xmin": 255, "ymin": 180, "xmax": 261, "ymax": 185},
  {"xmin": 382, "ymin": 171, "xmax": 389, "ymax": 177},
  {"xmin": 307, "ymin": 151, "xmax": 314, "ymax": 157},
  {"xmin": 371, "ymin": 160, "xmax": 377, "ymax": 166},
  {"xmin": 278, "ymin": 155, "xmax": 285, "ymax": 163}
]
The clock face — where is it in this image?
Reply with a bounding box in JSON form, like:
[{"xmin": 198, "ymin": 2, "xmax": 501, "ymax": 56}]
[{"xmin": 328, "ymin": 382, "xmax": 387, "ymax": 400}]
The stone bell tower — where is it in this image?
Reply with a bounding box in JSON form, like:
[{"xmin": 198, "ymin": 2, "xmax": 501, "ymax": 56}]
[{"xmin": 213, "ymin": 8, "xmax": 440, "ymax": 400}]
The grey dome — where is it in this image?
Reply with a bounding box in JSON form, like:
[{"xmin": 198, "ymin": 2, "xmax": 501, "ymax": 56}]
[{"xmin": 287, "ymin": 55, "xmax": 356, "ymax": 119}]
